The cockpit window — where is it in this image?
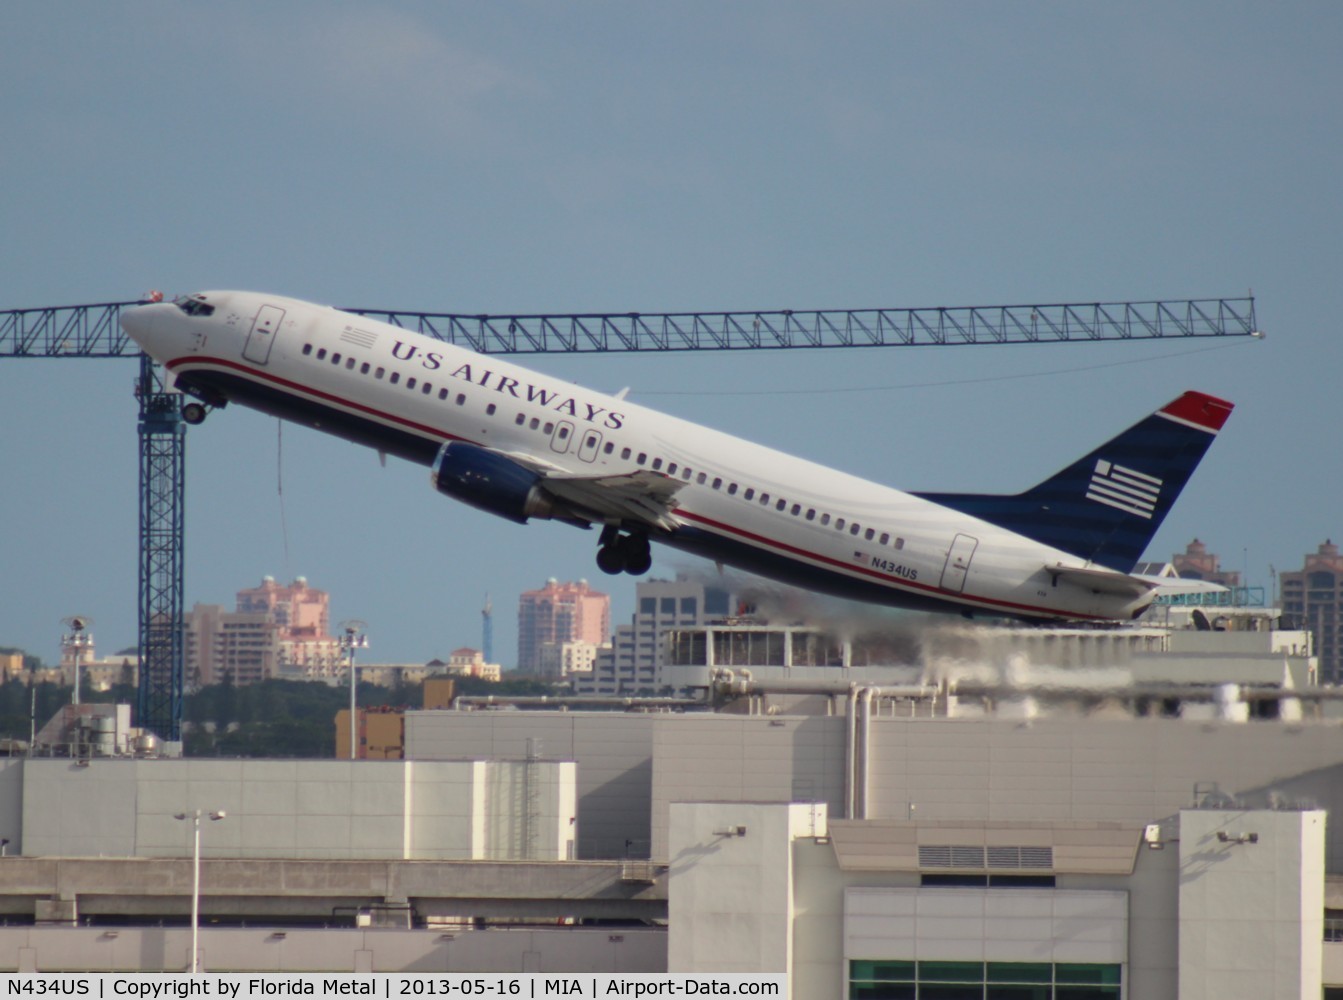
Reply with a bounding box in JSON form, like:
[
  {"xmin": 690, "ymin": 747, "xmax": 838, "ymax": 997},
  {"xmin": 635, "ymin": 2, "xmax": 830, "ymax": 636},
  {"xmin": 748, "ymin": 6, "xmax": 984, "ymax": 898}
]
[{"xmin": 174, "ymin": 295, "xmax": 215, "ymax": 317}]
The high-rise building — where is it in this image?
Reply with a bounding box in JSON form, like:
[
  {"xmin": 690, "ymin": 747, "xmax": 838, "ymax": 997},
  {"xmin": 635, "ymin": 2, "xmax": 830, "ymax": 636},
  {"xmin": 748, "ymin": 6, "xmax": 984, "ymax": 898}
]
[
  {"xmin": 574, "ymin": 575, "xmax": 734, "ymax": 696},
  {"xmin": 236, "ymin": 575, "xmax": 330, "ymax": 640},
  {"xmin": 538, "ymin": 640, "xmax": 608, "ymax": 680},
  {"xmin": 184, "ymin": 603, "xmax": 279, "ymax": 686},
  {"xmin": 1171, "ymin": 538, "xmax": 1242, "ymax": 588},
  {"xmin": 516, "ymin": 579, "xmax": 610, "ymax": 674},
  {"xmin": 1280, "ymin": 540, "xmax": 1343, "ymax": 684},
  {"xmin": 185, "ymin": 576, "xmax": 341, "ymax": 686}
]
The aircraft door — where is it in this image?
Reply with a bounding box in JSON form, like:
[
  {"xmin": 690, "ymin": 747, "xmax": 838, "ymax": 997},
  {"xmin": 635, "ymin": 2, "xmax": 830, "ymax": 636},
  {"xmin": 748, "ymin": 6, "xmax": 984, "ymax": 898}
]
[
  {"xmin": 243, "ymin": 304, "xmax": 286, "ymax": 365},
  {"xmin": 939, "ymin": 533, "xmax": 979, "ymax": 593},
  {"xmin": 577, "ymin": 429, "xmax": 603, "ymax": 463},
  {"xmin": 550, "ymin": 420, "xmax": 575, "ymax": 455}
]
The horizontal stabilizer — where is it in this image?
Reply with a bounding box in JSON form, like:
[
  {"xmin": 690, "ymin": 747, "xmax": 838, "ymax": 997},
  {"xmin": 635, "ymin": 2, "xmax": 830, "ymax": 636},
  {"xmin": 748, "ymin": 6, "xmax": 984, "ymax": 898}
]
[
  {"xmin": 1144, "ymin": 576, "xmax": 1229, "ymax": 597},
  {"xmin": 1045, "ymin": 563, "xmax": 1155, "ymax": 597},
  {"xmin": 916, "ymin": 391, "xmax": 1233, "ymax": 572}
]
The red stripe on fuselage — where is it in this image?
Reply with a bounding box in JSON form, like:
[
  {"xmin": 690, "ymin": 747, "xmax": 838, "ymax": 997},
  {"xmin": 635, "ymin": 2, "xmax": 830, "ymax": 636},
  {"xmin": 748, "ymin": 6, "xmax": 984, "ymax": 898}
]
[
  {"xmin": 170, "ymin": 355, "xmax": 1113, "ymax": 622},
  {"xmin": 167, "ymin": 355, "xmax": 466, "ymax": 446},
  {"xmin": 675, "ymin": 509, "xmax": 1112, "ymax": 621}
]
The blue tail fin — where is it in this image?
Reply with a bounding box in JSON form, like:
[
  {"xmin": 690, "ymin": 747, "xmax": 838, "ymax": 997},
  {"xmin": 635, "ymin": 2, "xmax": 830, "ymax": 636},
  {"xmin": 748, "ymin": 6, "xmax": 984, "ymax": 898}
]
[{"xmin": 913, "ymin": 391, "xmax": 1234, "ymax": 572}]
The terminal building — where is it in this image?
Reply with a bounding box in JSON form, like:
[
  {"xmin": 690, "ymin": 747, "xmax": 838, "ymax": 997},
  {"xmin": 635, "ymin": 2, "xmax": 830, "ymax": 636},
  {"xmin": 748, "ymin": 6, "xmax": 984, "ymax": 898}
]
[{"xmin": 2, "ymin": 600, "xmax": 1341, "ymax": 996}]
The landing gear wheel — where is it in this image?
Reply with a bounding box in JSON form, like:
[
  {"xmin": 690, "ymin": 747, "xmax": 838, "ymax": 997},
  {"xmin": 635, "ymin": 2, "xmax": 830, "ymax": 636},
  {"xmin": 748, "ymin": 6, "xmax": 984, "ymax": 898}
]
[
  {"xmin": 623, "ymin": 535, "xmax": 652, "ymax": 575},
  {"xmin": 595, "ymin": 529, "xmax": 653, "ymax": 575},
  {"xmin": 596, "ymin": 543, "xmax": 625, "ymax": 575},
  {"xmin": 181, "ymin": 402, "xmax": 208, "ymax": 425}
]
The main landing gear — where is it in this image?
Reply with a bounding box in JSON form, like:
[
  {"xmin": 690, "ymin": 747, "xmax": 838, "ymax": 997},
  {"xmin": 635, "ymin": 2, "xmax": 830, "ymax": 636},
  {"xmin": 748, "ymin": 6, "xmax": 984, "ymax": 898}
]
[
  {"xmin": 596, "ymin": 526, "xmax": 652, "ymax": 576},
  {"xmin": 180, "ymin": 393, "xmax": 227, "ymax": 425}
]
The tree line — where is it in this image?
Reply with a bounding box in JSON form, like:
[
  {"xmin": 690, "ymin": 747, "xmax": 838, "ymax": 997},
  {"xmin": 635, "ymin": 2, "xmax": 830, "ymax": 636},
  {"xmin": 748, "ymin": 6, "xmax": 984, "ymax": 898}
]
[{"xmin": 0, "ymin": 671, "xmax": 554, "ymax": 757}]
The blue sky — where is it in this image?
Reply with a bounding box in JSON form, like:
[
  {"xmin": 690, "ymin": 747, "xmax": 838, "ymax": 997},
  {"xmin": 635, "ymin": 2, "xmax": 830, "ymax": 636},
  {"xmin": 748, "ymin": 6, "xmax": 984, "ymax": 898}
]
[{"xmin": 2, "ymin": 2, "xmax": 1339, "ymax": 667}]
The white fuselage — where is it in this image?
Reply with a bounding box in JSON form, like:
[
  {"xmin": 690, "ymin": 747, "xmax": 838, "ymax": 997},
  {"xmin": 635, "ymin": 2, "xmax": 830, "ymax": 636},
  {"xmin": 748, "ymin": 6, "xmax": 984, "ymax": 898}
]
[{"xmin": 123, "ymin": 291, "xmax": 1153, "ymax": 623}]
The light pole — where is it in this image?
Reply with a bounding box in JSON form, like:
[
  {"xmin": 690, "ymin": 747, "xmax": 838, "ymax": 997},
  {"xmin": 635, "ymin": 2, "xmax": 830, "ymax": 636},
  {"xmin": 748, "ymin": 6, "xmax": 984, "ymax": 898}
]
[
  {"xmin": 339, "ymin": 620, "xmax": 368, "ymax": 760},
  {"xmin": 59, "ymin": 616, "xmax": 93, "ymax": 757},
  {"xmin": 59, "ymin": 616, "xmax": 93, "ymax": 709},
  {"xmin": 174, "ymin": 808, "xmax": 226, "ymax": 973}
]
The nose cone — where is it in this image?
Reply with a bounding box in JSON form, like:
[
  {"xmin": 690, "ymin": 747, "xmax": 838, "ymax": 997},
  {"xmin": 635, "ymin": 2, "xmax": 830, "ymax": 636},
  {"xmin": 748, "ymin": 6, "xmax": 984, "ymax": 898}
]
[{"xmin": 120, "ymin": 303, "xmax": 165, "ymax": 358}]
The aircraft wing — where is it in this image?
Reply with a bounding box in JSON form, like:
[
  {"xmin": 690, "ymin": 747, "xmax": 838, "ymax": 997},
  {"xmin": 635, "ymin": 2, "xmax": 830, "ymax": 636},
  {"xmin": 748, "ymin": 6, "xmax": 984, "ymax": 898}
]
[
  {"xmin": 540, "ymin": 469, "xmax": 685, "ymax": 531},
  {"xmin": 489, "ymin": 449, "xmax": 684, "ymax": 530}
]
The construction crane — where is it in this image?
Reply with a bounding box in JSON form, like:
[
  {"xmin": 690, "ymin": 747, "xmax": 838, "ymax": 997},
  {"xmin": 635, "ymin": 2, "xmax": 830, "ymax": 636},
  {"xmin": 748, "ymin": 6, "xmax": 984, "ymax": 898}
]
[{"xmin": 0, "ymin": 295, "xmax": 1261, "ymax": 741}]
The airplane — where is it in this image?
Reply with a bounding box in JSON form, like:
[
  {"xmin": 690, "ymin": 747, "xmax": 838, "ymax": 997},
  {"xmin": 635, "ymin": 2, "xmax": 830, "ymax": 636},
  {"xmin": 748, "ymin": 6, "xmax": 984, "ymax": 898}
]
[{"xmin": 120, "ymin": 291, "xmax": 1233, "ymax": 624}]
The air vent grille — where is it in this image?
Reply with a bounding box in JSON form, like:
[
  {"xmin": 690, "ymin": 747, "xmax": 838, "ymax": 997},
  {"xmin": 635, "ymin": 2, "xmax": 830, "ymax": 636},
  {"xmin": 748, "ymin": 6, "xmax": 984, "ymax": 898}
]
[{"xmin": 919, "ymin": 845, "xmax": 1054, "ymax": 870}]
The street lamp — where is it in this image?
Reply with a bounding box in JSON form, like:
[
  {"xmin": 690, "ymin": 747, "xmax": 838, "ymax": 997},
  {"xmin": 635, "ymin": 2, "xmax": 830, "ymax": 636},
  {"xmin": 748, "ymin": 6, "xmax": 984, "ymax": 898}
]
[
  {"xmin": 59, "ymin": 615, "xmax": 94, "ymax": 709},
  {"xmin": 173, "ymin": 808, "xmax": 226, "ymax": 974},
  {"xmin": 339, "ymin": 620, "xmax": 368, "ymax": 761}
]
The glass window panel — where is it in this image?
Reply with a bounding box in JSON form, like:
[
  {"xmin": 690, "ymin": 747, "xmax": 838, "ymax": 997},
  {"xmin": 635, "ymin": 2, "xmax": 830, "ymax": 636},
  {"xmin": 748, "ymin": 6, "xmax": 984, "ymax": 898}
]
[
  {"xmin": 1055, "ymin": 965, "xmax": 1121, "ymax": 986},
  {"xmin": 918, "ymin": 986, "xmax": 982, "ymax": 1000},
  {"xmin": 987, "ymin": 963, "xmax": 1051, "ymax": 984},
  {"xmin": 849, "ymin": 985, "xmax": 915, "ymax": 1000},
  {"xmin": 918, "ymin": 961, "xmax": 985, "ymax": 983},
  {"xmin": 986, "ymin": 987, "xmax": 1049, "ymax": 1000},
  {"xmin": 850, "ymin": 960, "xmax": 915, "ymax": 982},
  {"xmin": 1055, "ymin": 988, "xmax": 1121, "ymax": 1000}
]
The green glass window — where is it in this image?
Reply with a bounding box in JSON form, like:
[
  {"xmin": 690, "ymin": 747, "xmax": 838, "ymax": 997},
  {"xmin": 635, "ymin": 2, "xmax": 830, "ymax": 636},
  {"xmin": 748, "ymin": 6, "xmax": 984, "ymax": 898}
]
[
  {"xmin": 850, "ymin": 961, "xmax": 915, "ymax": 982},
  {"xmin": 848, "ymin": 959, "xmax": 1120, "ymax": 999},
  {"xmin": 988, "ymin": 963, "xmax": 1051, "ymax": 983},
  {"xmin": 987, "ymin": 987, "xmax": 1051, "ymax": 1000},
  {"xmin": 849, "ymin": 985, "xmax": 915, "ymax": 1000},
  {"xmin": 918, "ymin": 961, "xmax": 985, "ymax": 982},
  {"xmin": 920, "ymin": 986, "xmax": 983, "ymax": 1000},
  {"xmin": 1055, "ymin": 965, "xmax": 1122, "ymax": 985}
]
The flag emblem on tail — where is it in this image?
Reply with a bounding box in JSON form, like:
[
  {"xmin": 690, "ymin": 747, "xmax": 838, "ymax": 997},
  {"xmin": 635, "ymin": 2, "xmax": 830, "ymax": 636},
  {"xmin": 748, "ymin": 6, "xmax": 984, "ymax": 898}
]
[{"xmin": 1086, "ymin": 459, "xmax": 1162, "ymax": 519}]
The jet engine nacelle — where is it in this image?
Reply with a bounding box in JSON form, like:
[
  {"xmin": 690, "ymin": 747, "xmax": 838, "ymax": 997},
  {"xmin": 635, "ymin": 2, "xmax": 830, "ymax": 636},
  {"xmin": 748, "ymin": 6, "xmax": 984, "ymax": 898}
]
[{"xmin": 430, "ymin": 442, "xmax": 556, "ymax": 524}]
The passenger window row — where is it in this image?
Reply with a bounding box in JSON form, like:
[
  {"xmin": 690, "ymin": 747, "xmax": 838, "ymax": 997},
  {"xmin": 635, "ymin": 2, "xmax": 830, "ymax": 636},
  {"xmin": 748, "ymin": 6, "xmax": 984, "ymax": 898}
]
[
  {"xmin": 623, "ymin": 446, "xmax": 904, "ymax": 551},
  {"xmin": 303, "ymin": 342, "xmax": 469, "ymax": 407},
  {"xmin": 300, "ymin": 341, "xmax": 905, "ymax": 552}
]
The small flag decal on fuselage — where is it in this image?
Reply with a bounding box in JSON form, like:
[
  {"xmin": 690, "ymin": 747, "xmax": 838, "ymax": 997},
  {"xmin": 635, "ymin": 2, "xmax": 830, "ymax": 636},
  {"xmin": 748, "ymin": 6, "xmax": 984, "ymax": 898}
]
[
  {"xmin": 340, "ymin": 326, "xmax": 379, "ymax": 349},
  {"xmin": 1086, "ymin": 459, "xmax": 1162, "ymax": 519}
]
